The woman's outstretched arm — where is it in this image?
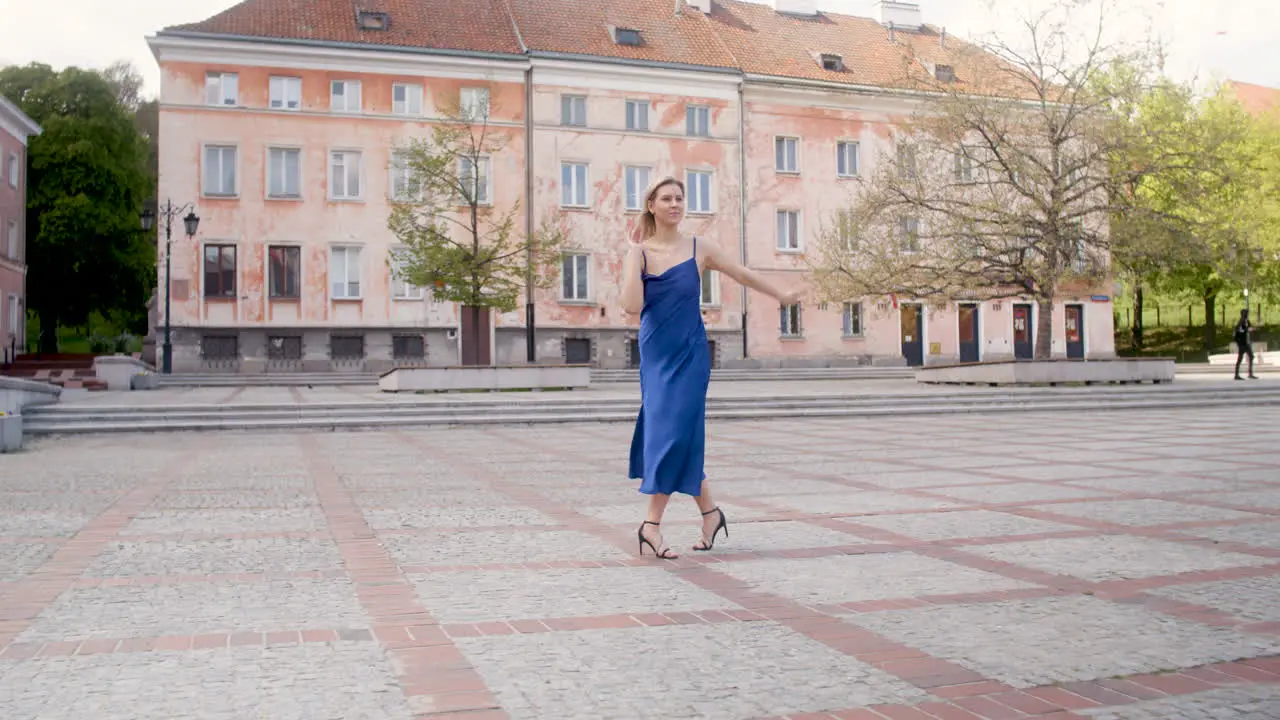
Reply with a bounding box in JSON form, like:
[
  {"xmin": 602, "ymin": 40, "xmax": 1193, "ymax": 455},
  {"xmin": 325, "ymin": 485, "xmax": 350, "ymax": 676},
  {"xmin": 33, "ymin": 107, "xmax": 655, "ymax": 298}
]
[{"xmin": 703, "ymin": 241, "xmax": 801, "ymax": 305}]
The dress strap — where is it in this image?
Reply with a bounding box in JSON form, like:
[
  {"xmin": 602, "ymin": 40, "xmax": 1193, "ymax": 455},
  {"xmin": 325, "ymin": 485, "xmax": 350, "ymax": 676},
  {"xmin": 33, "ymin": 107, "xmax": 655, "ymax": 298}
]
[{"xmin": 692, "ymin": 236, "xmax": 697, "ymax": 259}]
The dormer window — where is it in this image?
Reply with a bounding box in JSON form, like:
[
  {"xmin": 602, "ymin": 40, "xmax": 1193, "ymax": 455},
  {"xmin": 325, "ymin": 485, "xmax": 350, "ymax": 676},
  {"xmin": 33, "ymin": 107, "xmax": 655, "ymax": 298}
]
[
  {"xmin": 935, "ymin": 64, "xmax": 956, "ymax": 83},
  {"xmin": 356, "ymin": 10, "xmax": 390, "ymax": 31},
  {"xmin": 613, "ymin": 27, "xmax": 642, "ymax": 46},
  {"xmin": 820, "ymin": 54, "xmax": 845, "ymax": 72}
]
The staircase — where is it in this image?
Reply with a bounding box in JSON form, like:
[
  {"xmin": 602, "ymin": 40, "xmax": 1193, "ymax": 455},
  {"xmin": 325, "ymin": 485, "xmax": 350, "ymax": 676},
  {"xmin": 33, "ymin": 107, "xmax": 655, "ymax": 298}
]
[
  {"xmin": 22, "ymin": 383, "xmax": 1280, "ymax": 435},
  {"xmin": 0, "ymin": 354, "xmax": 108, "ymax": 391}
]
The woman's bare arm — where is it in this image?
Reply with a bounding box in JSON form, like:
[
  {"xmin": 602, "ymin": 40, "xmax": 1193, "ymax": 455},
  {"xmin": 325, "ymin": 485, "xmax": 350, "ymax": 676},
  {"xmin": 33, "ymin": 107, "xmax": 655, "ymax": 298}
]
[{"xmin": 703, "ymin": 241, "xmax": 800, "ymax": 305}]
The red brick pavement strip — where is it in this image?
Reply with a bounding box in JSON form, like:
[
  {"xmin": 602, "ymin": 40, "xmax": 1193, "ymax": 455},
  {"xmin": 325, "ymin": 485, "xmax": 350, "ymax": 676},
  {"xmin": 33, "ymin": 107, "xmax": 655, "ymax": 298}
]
[
  {"xmin": 299, "ymin": 437, "xmax": 507, "ymax": 720},
  {"xmin": 0, "ymin": 442, "xmax": 206, "ymax": 648},
  {"xmin": 0, "ymin": 627, "xmax": 373, "ymax": 658}
]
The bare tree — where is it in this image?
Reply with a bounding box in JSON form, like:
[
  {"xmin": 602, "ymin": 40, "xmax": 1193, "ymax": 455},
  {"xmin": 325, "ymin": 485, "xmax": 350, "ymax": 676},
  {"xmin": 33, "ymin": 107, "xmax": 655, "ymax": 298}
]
[{"xmin": 811, "ymin": 0, "xmax": 1196, "ymax": 359}]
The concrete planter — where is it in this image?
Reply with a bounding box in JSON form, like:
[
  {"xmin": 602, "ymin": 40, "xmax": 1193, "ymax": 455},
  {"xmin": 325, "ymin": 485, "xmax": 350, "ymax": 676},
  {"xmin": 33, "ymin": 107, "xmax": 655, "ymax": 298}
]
[
  {"xmin": 917, "ymin": 358, "xmax": 1176, "ymax": 386},
  {"xmin": 0, "ymin": 414, "xmax": 21, "ymax": 453},
  {"xmin": 94, "ymin": 355, "xmax": 157, "ymax": 391},
  {"xmin": 379, "ymin": 364, "xmax": 592, "ymax": 392}
]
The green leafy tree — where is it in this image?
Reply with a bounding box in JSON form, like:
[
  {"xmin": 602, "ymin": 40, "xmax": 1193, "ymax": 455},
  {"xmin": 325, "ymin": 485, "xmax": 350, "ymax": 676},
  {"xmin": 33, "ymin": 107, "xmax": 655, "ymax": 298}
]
[
  {"xmin": 387, "ymin": 89, "xmax": 565, "ymax": 363},
  {"xmin": 0, "ymin": 62, "xmax": 153, "ymax": 351}
]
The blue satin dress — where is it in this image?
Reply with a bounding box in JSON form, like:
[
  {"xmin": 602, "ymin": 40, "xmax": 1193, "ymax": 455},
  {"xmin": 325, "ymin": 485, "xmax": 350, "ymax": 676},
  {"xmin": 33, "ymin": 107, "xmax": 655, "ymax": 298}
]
[{"xmin": 627, "ymin": 238, "xmax": 711, "ymax": 496}]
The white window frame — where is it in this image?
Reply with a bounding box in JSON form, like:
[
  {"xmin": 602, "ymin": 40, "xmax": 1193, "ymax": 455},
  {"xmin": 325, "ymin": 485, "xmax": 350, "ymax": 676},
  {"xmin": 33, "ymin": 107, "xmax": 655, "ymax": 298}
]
[
  {"xmin": 842, "ymin": 301, "xmax": 864, "ymax": 337},
  {"xmin": 560, "ymin": 162, "xmax": 589, "ymax": 207},
  {"xmin": 837, "ymin": 141, "xmax": 860, "ymax": 178},
  {"xmin": 561, "ymin": 252, "xmax": 590, "ymax": 301},
  {"xmin": 330, "ymin": 80, "xmax": 362, "ymax": 113},
  {"xmin": 389, "ymin": 247, "xmax": 424, "ymax": 300},
  {"xmin": 954, "ymin": 145, "xmax": 975, "ymax": 183},
  {"xmin": 266, "ymin": 147, "xmax": 301, "ymax": 199},
  {"xmin": 899, "ymin": 216, "xmax": 921, "ymax": 253},
  {"xmin": 392, "ymin": 83, "xmax": 424, "ymax": 116},
  {"xmin": 6, "ymin": 294, "xmax": 18, "ymax": 345},
  {"xmin": 329, "ymin": 150, "xmax": 363, "ymax": 200},
  {"xmin": 625, "ymin": 99, "xmax": 649, "ymax": 131},
  {"xmin": 700, "ymin": 268, "xmax": 720, "ymax": 306},
  {"xmin": 780, "ymin": 303, "xmax": 802, "ymax": 337},
  {"xmin": 561, "ymin": 95, "xmax": 587, "ymax": 127},
  {"xmin": 624, "ymin": 165, "xmax": 651, "ymax": 211},
  {"xmin": 6, "ymin": 153, "xmax": 17, "ymax": 187},
  {"xmin": 458, "ymin": 155, "xmax": 492, "ymax": 205},
  {"xmin": 268, "ymin": 76, "xmax": 301, "ymax": 111},
  {"xmin": 460, "ymin": 87, "xmax": 490, "ymax": 120},
  {"xmin": 6, "ymin": 219, "xmax": 17, "ymax": 260},
  {"xmin": 202, "ymin": 144, "xmax": 238, "ymax": 197},
  {"xmin": 205, "ymin": 72, "xmax": 238, "ymax": 106},
  {"xmin": 686, "ymin": 169, "xmax": 712, "ymax": 214},
  {"xmin": 389, "ymin": 151, "xmax": 422, "ymax": 202},
  {"xmin": 776, "ymin": 209, "xmax": 801, "ymax": 251},
  {"xmin": 775, "ymin": 136, "xmax": 799, "ymax": 174},
  {"xmin": 686, "ymin": 105, "xmax": 710, "ymax": 136},
  {"xmin": 330, "ymin": 245, "xmax": 362, "ymax": 299}
]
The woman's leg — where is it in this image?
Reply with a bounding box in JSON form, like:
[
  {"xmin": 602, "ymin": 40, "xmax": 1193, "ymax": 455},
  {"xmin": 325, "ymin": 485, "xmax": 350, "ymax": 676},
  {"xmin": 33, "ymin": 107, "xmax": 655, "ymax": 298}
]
[
  {"xmin": 692, "ymin": 480, "xmax": 727, "ymax": 551},
  {"xmin": 639, "ymin": 492, "xmax": 678, "ymax": 558}
]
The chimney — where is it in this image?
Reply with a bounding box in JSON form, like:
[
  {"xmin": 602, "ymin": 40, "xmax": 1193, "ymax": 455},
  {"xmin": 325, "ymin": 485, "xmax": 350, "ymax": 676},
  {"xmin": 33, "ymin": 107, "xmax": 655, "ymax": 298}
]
[
  {"xmin": 773, "ymin": 0, "xmax": 818, "ymax": 16},
  {"xmin": 684, "ymin": 0, "xmax": 712, "ymax": 13},
  {"xmin": 878, "ymin": 1, "xmax": 923, "ymax": 31}
]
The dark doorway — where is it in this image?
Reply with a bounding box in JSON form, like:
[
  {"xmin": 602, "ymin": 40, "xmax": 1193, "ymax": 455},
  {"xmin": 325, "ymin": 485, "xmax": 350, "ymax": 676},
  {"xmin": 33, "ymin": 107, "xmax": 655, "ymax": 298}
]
[
  {"xmin": 459, "ymin": 305, "xmax": 492, "ymax": 366},
  {"xmin": 565, "ymin": 337, "xmax": 591, "ymax": 365},
  {"xmin": 1065, "ymin": 304, "xmax": 1084, "ymax": 359},
  {"xmin": 628, "ymin": 338, "xmax": 641, "ymax": 369},
  {"xmin": 900, "ymin": 303, "xmax": 924, "ymax": 367},
  {"xmin": 1013, "ymin": 303, "xmax": 1033, "ymax": 359},
  {"xmin": 958, "ymin": 304, "xmax": 980, "ymax": 363},
  {"xmin": 706, "ymin": 339, "xmax": 717, "ymax": 369}
]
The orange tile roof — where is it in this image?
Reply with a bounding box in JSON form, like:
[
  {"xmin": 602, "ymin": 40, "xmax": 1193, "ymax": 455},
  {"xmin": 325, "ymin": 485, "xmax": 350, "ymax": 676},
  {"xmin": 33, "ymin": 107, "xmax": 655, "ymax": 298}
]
[
  {"xmin": 1226, "ymin": 80, "xmax": 1280, "ymax": 117},
  {"xmin": 162, "ymin": 0, "xmax": 1015, "ymax": 92}
]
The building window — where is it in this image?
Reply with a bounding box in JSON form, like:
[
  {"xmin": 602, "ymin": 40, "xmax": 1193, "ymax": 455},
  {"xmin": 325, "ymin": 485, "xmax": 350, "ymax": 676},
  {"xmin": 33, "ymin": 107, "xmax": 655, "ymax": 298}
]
[
  {"xmin": 954, "ymin": 146, "xmax": 975, "ymax": 183},
  {"xmin": 330, "ymin": 80, "xmax": 362, "ymax": 113},
  {"xmin": 330, "ymin": 246, "xmax": 361, "ymax": 299},
  {"xmin": 267, "ymin": 335, "xmax": 303, "ymax": 360},
  {"xmin": 205, "ymin": 72, "xmax": 238, "ymax": 106},
  {"xmin": 393, "ymin": 334, "xmax": 426, "ymax": 359},
  {"xmin": 390, "ymin": 152, "xmax": 421, "ymax": 201},
  {"xmin": 330, "ymin": 334, "xmax": 365, "ymax": 359},
  {"xmin": 842, "ymin": 302, "xmax": 864, "ymax": 337},
  {"xmin": 686, "ymin": 105, "xmax": 710, "ymax": 136},
  {"xmin": 460, "ymin": 87, "xmax": 490, "ymax": 120},
  {"xmin": 6, "ymin": 219, "xmax": 16, "ymax": 260},
  {"xmin": 7, "ymin": 294, "xmax": 21, "ymax": 345},
  {"xmin": 267, "ymin": 148, "xmax": 301, "ymax": 198},
  {"xmin": 820, "ymin": 53, "xmax": 845, "ymax": 71},
  {"xmin": 780, "ymin": 304, "xmax": 802, "ymax": 337},
  {"xmin": 625, "ymin": 100, "xmax": 648, "ymax": 131},
  {"xmin": 560, "ymin": 162, "xmax": 589, "ymax": 207},
  {"xmin": 837, "ymin": 141, "xmax": 859, "ymax": 177},
  {"xmin": 776, "ymin": 209, "xmax": 800, "ymax": 251},
  {"xmin": 614, "ymin": 27, "xmax": 642, "ymax": 45},
  {"xmin": 700, "ymin": 268, "xmax": 719, "ymax": 306},
  {"xmin": 458, "ymin": 156, "xmax": 491, "ymax": 205},
  {"xmin": 561, "ymin": 253, "xmax": 589, "ymax": 301},
  {"xmin": 203, "ymin": 244, "xmax": 237, "ymax": 298},
  {"xmin": 268, "ymin": 76, "xmax": 301, "ymax": 110},
  {"xmin": 561, "ymin": 95, "xmax": 587, "ymax": 126},
  {"xmin": 7, "ymin": 153, "xmax": 18, "ymax": 187},
  {"xmin": 686, "ymin": 170, "xmax": 711, "ymax": 214},
  {"xmin": 390, "ymin": 249, "xmax": 424, "ymax": 299},
  {"xmin": 898, "ymin": 216, "xmax": 921, "ymax": 253},
  {"xmin": 898, "ymin": 143, "xmax": 917, "ymax": 179},
  {"xmin": 201, "ymin": 334, "xmax": 239, "ymax": 359},
  {"xmin": 935, "ymin": 64, "xmax": 956, "ymax": 83},
  {"xmin": 268, "ymin": 245, "xmax": 301, "ymax": 299},
  {"xmin": 624, "ymin": 166, "xmax": 651, "ymax": 211},
  {"xmin": 202, "ymin": 145, "xmax": 237, "ymax": 196},
  {"xmin": 392, "ymin": 83, "xmax": 423, "ymax": 115},
  {"xmin": 775, "ymin": 136, "xmax": 799, "ymax": 174},
  {"xmin": 330, "ymin": 150, "xmax": 362, "ymax": 199}
]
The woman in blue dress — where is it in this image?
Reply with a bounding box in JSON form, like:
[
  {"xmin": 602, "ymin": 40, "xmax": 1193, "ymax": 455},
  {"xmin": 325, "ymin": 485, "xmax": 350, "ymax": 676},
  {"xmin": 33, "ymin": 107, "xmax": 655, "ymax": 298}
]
[{"xmin": 621, "ymin": 177, "xmax": 800, "ymax": 559}]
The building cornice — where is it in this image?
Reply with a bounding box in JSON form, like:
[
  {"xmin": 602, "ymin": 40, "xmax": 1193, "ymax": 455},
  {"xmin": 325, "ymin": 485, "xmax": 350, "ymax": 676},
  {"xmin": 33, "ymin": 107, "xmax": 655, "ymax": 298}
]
[
  {"xmin": 529, "ymin": 56, "xmax": 741, "ymax": 100},
  {"xmin": 0, "ymin": 96, "xmax": 41, "ymax": 146}
]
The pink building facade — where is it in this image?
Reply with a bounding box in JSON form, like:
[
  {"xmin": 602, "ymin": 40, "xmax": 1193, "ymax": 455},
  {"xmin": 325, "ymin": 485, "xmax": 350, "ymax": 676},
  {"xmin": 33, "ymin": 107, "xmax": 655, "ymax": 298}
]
[
  {"xmin": 0, "ymin": 96, "xmax": 41, "ymax": 364},
  {"xmin": 148, "ymin": 0, "xmax": 1115, "ymax": 373}
]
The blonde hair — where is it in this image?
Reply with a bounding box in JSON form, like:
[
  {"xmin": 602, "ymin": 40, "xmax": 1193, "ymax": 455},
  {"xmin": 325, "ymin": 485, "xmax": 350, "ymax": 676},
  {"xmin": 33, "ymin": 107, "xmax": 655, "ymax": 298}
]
[{"xmin": 640, "ymin": 176, "xmax": 686, "ymax": 239}]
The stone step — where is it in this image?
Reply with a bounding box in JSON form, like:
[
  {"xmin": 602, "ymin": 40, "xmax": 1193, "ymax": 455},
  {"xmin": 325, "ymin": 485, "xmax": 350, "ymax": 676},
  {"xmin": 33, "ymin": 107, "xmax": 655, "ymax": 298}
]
[{"xmin": 23, "ymin": 387, "xmax": 1280, "ymax": 434}]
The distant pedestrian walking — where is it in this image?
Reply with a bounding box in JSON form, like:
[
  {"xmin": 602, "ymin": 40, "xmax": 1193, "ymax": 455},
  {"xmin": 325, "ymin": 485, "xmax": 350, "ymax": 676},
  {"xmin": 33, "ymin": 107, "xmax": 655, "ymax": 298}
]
[
  {"xmin": 1234, "ymin": 309, "xmax": 1258, "ymax": 380},
  {"xmin": 620, "ymin": 176, "xmax": 800, "ymax": 559}
]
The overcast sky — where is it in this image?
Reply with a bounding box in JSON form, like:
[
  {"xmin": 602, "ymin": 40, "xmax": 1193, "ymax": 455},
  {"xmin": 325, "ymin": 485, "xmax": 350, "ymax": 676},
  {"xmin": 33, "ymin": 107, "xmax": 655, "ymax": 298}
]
[{"xmin": 1, "ymin": 0, "xmax": 1274, "ymax": 96}]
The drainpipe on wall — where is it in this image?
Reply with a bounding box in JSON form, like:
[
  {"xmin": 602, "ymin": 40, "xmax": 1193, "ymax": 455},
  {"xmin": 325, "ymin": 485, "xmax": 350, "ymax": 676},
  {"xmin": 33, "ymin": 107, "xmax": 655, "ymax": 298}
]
[
  {"xmin": 524, "ymin": 65, "xmax": 536, "ymax": 364},
  {"xmin": 737, "ymin": 81, "xmax": 749, "ymax": 361}
]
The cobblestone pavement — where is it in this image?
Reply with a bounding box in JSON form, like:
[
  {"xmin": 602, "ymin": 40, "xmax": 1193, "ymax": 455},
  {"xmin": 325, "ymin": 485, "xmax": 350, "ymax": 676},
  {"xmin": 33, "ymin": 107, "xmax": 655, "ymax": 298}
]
[{"xmin": 0, "ymin": 405, "xmax": 1278, "ymax": 719}]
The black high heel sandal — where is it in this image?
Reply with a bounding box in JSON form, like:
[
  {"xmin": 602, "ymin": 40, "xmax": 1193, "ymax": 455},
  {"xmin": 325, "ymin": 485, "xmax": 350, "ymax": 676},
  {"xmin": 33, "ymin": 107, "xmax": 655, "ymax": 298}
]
[
  {"xmin": 693, "ymin": 507, "xmax": 728, "ymax": 551},
  {"xmin": 637, "ymin": 521, "xmax": 678, "ymax": 559}
]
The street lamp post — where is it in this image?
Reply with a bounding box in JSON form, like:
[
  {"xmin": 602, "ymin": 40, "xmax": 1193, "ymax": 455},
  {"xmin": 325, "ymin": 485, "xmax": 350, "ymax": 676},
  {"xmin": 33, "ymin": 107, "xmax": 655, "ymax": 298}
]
[{"xmin": 140, "ymin": 201, "xmax": 200, "ymax": 374}]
